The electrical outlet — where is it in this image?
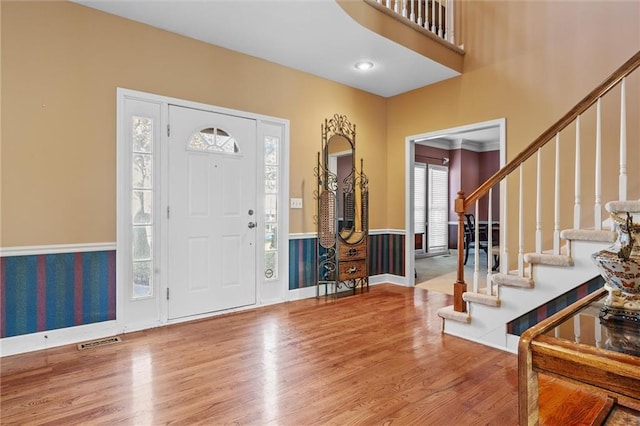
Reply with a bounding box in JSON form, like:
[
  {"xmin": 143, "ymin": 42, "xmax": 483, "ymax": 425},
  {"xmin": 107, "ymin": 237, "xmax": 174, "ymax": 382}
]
[{"xmin": 290, "ymin": 198, "xmax": 303, "ymax": 209}]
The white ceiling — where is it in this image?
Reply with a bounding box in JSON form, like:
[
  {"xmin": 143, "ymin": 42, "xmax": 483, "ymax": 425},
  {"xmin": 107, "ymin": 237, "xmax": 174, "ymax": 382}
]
[{"xmin": 73, "ymin": 0, "xmax": 460, "ymax": 97}]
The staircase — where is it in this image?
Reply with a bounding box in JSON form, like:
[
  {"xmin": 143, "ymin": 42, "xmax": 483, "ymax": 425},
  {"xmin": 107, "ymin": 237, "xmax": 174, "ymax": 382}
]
[{"xmin": 437, "ymin": 51, "xmax": 640, "ymax": 353}]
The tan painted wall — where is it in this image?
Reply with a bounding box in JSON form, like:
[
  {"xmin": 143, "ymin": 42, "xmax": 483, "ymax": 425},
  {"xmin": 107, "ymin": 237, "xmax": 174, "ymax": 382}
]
[
  {"xmin": 386, "ymin": 1, "xmax": 640, "ymax": 254},
  {"xmin": 0, "ymin": 1, "xmax": 387, "ymax": 246},
  {"xmin": 3, "ymin": 1, "xmax": 639, "ymax": 251}
]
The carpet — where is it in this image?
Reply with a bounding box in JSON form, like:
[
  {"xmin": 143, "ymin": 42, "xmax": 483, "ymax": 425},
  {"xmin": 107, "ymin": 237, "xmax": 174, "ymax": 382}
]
[
  {"xmin": 414, "ymin": 249, "xmax": 489, "ymax": 296},
  {"xmin": 416, "ymin": 272, "xmax": 456, "ymax": 295}
]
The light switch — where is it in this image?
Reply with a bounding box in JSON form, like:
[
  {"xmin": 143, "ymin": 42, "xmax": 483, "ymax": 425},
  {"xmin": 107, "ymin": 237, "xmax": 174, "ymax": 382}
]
[{"xmin": 290, "ymin": 198, "xmax": 303, "ymax": 209}]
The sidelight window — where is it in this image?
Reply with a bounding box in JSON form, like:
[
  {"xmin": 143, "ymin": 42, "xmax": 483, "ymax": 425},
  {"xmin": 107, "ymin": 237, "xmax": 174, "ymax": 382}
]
[
  {"xmin": 264, "ymin": 135, "xmax": 279, "ymax": 280},
  {"xmin": 131, "ymin": 116, "xmax": 154, "ymax": 298}
]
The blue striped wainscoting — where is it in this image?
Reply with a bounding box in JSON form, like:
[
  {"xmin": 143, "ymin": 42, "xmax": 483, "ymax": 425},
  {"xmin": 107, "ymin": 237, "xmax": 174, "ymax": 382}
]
[
  {"xmin": 288, "ymin": 237, "xmax": 318, "ymax": 289},
  {"xmin": 507, "ymin": 275, "xmax": 604, "ymax": 336},
  {"xmin": 368, "ymin": 233, "xmax": 405, "ymax": 277},
  {"xmin": 288, "ymin": 233, "xmax": 405, "ymax": 289},
  {"xmin": 1, "ymin": 250, "xmax": 116, "ymax": 338}
]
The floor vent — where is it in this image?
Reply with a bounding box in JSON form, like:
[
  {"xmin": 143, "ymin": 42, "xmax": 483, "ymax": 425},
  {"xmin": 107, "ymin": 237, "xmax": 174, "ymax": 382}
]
[{"xmin": 77, "ymin": 336, "xmax": 122, "ymax": 351}]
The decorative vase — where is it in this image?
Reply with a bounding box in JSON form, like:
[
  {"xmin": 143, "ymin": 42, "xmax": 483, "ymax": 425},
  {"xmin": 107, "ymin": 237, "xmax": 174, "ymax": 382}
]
[{"xmin": 591, "ymin": 201, "xmax": 640, "ymax": 314}]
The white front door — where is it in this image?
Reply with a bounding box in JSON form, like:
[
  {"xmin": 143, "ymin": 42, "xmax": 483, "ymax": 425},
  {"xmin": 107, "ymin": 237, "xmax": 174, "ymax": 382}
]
[{"xmin": 168, "ymin": 105, "xmax": 257, "ymax": 319}]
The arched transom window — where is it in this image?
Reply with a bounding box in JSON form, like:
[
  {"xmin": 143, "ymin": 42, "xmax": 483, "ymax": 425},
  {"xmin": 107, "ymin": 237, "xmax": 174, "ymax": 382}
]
[{"xmin": 188, "ymin": 127, "xmax": 240, "ymax": 154}]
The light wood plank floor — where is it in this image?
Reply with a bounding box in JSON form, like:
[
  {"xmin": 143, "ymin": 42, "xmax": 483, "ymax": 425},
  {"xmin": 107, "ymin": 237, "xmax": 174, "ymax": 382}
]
[{"xmin": 1, "ymin": 284, "xmax": 520, "ymax": 425}]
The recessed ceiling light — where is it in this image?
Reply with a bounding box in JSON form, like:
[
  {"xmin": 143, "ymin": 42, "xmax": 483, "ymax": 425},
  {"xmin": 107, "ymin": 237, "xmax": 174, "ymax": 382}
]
[{"xmin": 354, "ymin": 61, "xmax": 374, "ymax": 71}]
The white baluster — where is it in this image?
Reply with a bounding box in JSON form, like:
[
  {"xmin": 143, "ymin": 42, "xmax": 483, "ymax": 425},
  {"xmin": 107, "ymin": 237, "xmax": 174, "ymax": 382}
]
[
  {"xmin": 386, "ymin": 0, "xmax": 391, "ymax": 9},
  {"xmin": 619, "ymin": 77, "xmax": 627, "ymax": 201},
  {"xmin": 594, "ymin": 98, "xmax": 602, "ymax": 230},
  {"xmin": 573, "ymin": 314, "xmax": 581, "ymax": 344},
  {"xmin": 431, "ymin": 0, "xmax": 436, "ymax": 32},
  {"xmin": 394, "ymin": 0, "xmax": 400, "ymax": 13},
  {"xmin": 417, "ymin": 0, "xmax": 423, "ymax": 26},
  {"xmin": 574, "ymin": 115, "xmax": 581, "ymax": 230},
  {"xmin": 554, "ymin": 133, "xmax": 560, "ymax": 255},
  {"xmin": 447, "ymin": 0, "xmax": 455, "ymax": 44},
  {"xmin": 536, "ymin": 148, "xmax": 542, "ymax": 253},
  {"xmin": 486, "ymin": 187, "xmax": 493, "ymax": 296},
  {"xmin": 410, "ymin": 0, "xmax": 415, "ymax": 23},
  {"xmin": 519, "ymin": 165, "xmax": 524, "ymax": 276},
  {"xmin": 500, "ymin": 177, "xmax": 508, "ymax": 274},
  {"xmin": 473, "ymin": 200, "xmax": 480, "ymax": 293},
  {"xmin": 402, "ymin": 0, "xmax": 408, "ymax": 18},
  {"xmin": 438, "ymin": 0, "xmax": 443, "ymax": 38}
]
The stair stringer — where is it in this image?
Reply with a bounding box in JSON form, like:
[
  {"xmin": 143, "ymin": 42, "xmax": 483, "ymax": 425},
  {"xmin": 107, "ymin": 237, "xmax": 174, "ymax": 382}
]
[{"xmin": 442, "ymin": 238, "xmax": 611, "ymax": 353}]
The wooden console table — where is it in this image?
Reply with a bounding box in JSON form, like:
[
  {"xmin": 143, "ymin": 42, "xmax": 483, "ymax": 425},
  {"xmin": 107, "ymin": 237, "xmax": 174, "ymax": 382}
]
[{"xmin": 518, "ymin": 287, "xmax": 640, "ymax": 425}]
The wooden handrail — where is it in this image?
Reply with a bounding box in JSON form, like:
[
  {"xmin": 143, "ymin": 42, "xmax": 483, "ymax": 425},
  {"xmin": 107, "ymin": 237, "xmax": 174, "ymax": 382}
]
[
  {"xmin": 452, "ymin": 50, "xmax": 640, "ymax": 314},
  {"xmin": 457, "ymin": 50, "xmax": 640, "ymax": 213}
]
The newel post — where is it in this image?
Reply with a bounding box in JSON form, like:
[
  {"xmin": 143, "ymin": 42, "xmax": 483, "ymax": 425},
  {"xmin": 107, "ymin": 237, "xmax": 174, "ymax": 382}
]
[{"xmin": 454, "ymin": 191, "xmax": 467, "ymax": 312}]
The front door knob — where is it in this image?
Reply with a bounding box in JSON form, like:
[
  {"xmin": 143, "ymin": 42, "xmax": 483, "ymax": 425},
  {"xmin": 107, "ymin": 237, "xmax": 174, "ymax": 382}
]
[{"xmin": 248, "ymin": 222, "xmax": 257, "ymax": 229}]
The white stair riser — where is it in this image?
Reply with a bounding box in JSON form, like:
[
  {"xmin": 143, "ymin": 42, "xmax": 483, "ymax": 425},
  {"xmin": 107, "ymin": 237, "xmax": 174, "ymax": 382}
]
[{"xmin": 443, "ymin": 238, "xmax": 611, "ymax": 351}]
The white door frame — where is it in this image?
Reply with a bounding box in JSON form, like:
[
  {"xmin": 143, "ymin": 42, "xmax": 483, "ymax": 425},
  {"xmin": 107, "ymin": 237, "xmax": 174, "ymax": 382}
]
[
  {"xmin": 404, "ymin": 118, "xmax": 506, "ymax": 287},
  {"xmin": 117, "ymin": 88, "xmax": 290, "ymax": 333}
]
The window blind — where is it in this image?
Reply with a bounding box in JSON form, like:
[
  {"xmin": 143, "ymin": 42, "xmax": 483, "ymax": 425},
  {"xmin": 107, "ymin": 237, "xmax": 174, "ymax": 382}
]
[{"xmin": 428, "ymin": 164, "xmax": 449, "ymax": 253}]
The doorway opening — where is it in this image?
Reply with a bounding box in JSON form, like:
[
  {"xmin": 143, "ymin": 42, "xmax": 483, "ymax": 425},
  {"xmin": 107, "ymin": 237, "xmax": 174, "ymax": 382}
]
[{"xmin": 404, "ymin": 118, "xmax": 506, "ymax": 289}]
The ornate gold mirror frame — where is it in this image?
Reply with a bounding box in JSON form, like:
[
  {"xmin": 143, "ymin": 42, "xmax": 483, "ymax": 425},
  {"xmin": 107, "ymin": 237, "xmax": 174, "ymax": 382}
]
[{"xmin": 315, "ymin": 114, "xmax": 369, "ymax": 296}]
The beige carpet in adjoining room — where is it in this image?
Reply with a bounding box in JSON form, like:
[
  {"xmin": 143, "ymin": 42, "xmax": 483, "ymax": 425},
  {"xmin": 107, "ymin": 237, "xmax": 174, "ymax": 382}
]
[{"xmin": 415, "ymin": 249, "xmax": 489, "ymax": 295}]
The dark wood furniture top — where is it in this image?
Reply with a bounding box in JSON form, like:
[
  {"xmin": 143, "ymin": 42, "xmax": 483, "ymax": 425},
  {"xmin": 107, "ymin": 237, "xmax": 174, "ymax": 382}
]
[{"xmin": 518, "ymin": 287, "xmax": 640, "ymax": 425}]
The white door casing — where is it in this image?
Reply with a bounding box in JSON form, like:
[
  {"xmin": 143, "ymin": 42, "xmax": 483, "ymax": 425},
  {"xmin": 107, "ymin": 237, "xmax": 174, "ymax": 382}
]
[
  {"xmin": 404, "ymin": 118, "xmax": 506, "ymax": 287},
  {"xmin": 167, "ymin": 105, "xmax": 257, "ymax": 319},
  {"xmin": 117, "ymin": 89, "xmax": 289, "ymax": 335}
]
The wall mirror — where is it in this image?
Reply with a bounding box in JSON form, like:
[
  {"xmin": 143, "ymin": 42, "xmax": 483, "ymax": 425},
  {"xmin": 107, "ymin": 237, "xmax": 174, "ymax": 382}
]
[{"xmin": 327, "ymin": 134, "xmax": 356, "ymax": 240}]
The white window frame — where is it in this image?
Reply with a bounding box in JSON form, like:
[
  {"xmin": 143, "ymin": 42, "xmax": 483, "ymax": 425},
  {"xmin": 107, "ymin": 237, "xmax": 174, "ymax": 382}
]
[{"xmin": 414, "ymin": 162, "xmax": 427, "ymax": 255}]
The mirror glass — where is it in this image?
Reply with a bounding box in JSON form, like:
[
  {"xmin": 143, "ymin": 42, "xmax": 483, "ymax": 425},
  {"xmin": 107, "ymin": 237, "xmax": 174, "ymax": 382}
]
[{"xmin": 327, "ymin": 134, "xmax": 357, "ymax": 240}]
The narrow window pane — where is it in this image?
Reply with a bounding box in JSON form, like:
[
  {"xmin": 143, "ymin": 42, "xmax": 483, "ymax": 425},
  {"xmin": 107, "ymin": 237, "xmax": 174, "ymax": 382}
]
[
  {"xmin": 265, "ymin": 136, "xmax": 279, "ymax": 165},
  {"xmin": 132, "ymin": 190, "xmax": 152, "ymax": 224},
  {"xmin": 132, "ymin": 154, "xmax": 152, "ymax": 188},
  {"xmin": 265, "ymin": 252, "xmax": 278, "ymax": 280},
  {"xmin": 133, "ymin": 261, "xmax": 152, "ymax": 298},
  {"xmin": 132, "ymin": 116, "xmax": 153, "ymax": 153},
  {"xmin": 133, "ymin": 226, "xmax": 152, "ymax": 261},
  {"xmin": 265, "ymin": 224, "xmax": 277, "ymax": 250},
  {"xmin": 264, "ymin": 194, "xmax": 277, "ymax": 224},
  {"xmin": 265, "ymin": 166, "xmax": 278, "ymax": 193}
]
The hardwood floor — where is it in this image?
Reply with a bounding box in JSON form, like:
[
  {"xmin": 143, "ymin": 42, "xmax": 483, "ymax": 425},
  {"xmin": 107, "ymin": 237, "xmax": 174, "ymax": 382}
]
[{"xmin": 1, "ymin": 285, "xmax": 521, "ymax": 425}]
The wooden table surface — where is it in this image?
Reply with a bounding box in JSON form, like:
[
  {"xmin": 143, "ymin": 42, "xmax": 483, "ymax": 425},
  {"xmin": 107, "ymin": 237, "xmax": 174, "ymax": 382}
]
[{"xmin": 518, "ymin": 287, "xmax": 640, "ymax": 425}]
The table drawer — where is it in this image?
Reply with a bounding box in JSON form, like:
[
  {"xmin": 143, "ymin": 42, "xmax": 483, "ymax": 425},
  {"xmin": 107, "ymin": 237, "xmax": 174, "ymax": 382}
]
[
  {"xmin": 339, "ymin": 260, "xmax": 367, "ymax": 280},
  {"xmin": 338, "ymin": 241, "xmax": 367, "ymax": 260}
]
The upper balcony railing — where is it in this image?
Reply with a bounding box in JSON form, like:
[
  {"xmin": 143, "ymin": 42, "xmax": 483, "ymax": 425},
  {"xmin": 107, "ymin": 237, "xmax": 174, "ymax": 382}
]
[{"xmin": 365, "ymin": 0, "xmax": 457, "ymax": 46}]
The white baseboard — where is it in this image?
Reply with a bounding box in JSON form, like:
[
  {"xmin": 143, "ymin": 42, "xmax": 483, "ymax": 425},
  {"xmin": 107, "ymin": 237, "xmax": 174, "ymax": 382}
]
[
  {"xmin": 1, "ymin": 321, "xmax": 119, "ymax": 357},
  {"xmin": 443, "ymin": 327, "xmax": 516, "ymax": 354},
  {"xmin": 369, "ymin": 273, "xmax": 407, "ymax": 286}
]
